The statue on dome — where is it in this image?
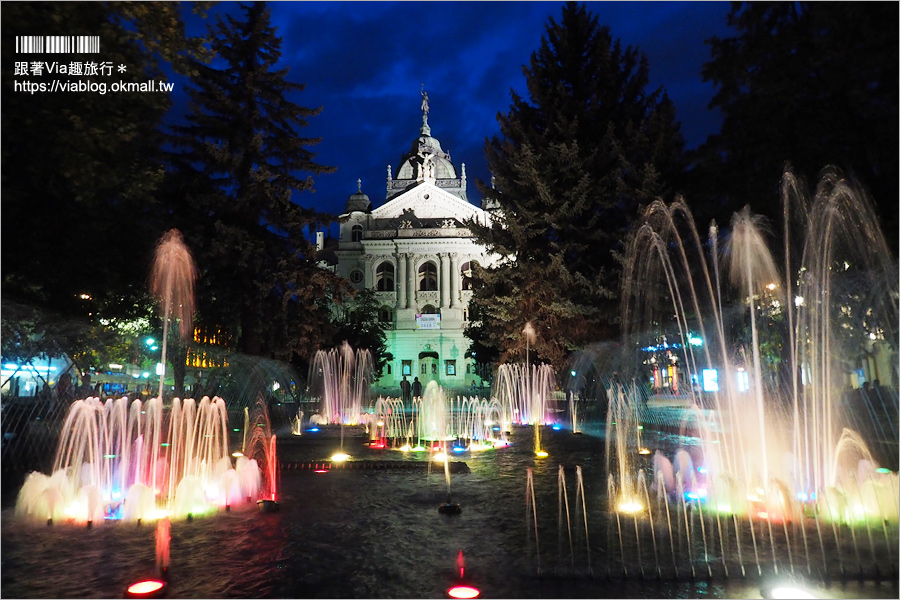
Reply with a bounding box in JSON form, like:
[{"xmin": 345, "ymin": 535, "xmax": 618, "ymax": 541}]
[{"xmin": 421, "ymin": 85, "xmax": 430, "ymax": 115}]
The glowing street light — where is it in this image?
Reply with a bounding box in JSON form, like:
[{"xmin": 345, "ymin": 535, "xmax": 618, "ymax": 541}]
[{"xmin": 523, "ymin": 322, "xmax": 535, "ymax": 366}]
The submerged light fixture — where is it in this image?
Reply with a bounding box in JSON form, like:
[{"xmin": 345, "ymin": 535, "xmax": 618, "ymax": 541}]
[
  {"xmin": 447, "ymin": 550, "xmax": 479, "ymax": 598},
  {"xmin": 125, "ymin": 579, "xmax": 167, "ymax": 599},
  {"xmin": 447, "ymin": 585, "xmax": 480, "ymax": 599}
]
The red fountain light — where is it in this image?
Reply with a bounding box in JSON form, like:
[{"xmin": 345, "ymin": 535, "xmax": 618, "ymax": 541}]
[
  {"xmin": 267, "ymin": 435, "xmax": 278, "ymax": 502},
  {"xmin": 447, "ymin": 585, "xmax": 480, "ymax": 599},
  {"xmin": 125, "ymin": 579, "xmax": 166, "ymax": 599},
  {"xmin": 447, "ymin": 550, "xmax": 479, "ymax": 598}
]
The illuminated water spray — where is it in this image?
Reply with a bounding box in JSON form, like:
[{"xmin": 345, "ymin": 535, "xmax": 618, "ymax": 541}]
[{"xmin": 150, "ymin": 229, "xmax": 197, "ymax": 401}]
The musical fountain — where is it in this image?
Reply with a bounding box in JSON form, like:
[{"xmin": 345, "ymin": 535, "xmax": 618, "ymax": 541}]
[
  {"xmin": 307, "ymin": 341, "xmax": 374, "ymax": 425},
  {"xmin": 365, "ymin": 381, "xmax": 512, "ymax": 452},
  {"xmin": 13, "ymin": 230, "xmax": 269, "ymax": 525},
  {"xmin": 583, "ymin": 168, "xmax": 899, "ymax": 581},
  {"xmin": 4, "ymin": 171, "xmax": 897, "ymax": 598}
]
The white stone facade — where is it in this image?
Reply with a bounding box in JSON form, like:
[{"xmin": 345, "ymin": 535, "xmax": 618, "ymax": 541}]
[{"xmin": 331, "ymin": 97, "xmax": 498, "ymax": 392}]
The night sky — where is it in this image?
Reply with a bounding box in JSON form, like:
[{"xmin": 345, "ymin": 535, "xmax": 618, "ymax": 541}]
[{"xmin": 181, "ymin": 1, "xmax": 733, "ymax": 225}]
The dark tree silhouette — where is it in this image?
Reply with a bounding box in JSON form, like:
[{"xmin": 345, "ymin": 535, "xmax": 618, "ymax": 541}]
[
  {"xmin": 167, "ymin": 2, "xmax": 346, "ymax": 362},
  {"xmin": 466, "ymin": 1, "xmax": 685, "ymax": 368}
]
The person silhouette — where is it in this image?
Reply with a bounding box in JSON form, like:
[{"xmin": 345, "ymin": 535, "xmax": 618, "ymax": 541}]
[
  {"xmin": 400, "ymin": 376, "xmax": 411, "ymax": 402},
  {"xmin": 412, "ymin": 376, "xmax": 422, "ymax": 398}
]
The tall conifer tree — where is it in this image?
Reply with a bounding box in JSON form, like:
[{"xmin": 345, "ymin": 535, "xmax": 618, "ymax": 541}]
[
  {"xmin": 694, "ymin": 2, "xmax": 897, "ymax": 251},
  {"xmin": 467, "ymin": 1, "xmax": 685, "ymax": 367},
  {"xmin": 2, "ymin": 2, "xmax": 209, "ymax": 320},
  {"xmin": 169, "ymin": 2, "xmax": 343, "ymax": 361}
]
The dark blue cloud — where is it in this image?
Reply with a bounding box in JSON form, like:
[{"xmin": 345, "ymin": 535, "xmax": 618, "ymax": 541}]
[{"xmin": 188, "ymin": 2, "xmax": 734, "ymax": 222}]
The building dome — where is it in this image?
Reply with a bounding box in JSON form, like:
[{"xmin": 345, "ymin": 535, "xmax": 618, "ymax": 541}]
[
  {"xmin": 344, "ymin": 179, "xmax": 371, "ymax": 213},
  {"xmin": 396, "ymin": 134, "xmax": 457, "ymax": 180},
  {"xmin": 385, "ymin": 89, "xmax": 468, "ymax": 202}
]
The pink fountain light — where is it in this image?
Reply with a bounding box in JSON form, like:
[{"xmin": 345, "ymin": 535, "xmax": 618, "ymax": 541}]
[
  {"xmin": 447, "ymin": 586, "xmax": 480, "ymax": 600},
  {"xmin": 447, "ymin": 550, "xmax": 480, "ymax": 598},
  {"xmin": 244, "ymin": 397, "xmax": 279, "ymax": 509},
  {"xmin": 14, "ymin": 395, "xmax": 260, "ymax": 524}
]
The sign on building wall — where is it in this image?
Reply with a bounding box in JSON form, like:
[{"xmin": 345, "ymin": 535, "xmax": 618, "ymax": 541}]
[{"xmin": 416, "ymin": 314, "xmax": 441, "ymax": 330}]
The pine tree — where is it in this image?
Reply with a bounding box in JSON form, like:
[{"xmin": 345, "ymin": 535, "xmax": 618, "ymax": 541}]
[
  {"xmin": 1, "ymin": 2, "xmax": 209, "ymax": 320},
  {"xmin": 2, "ymin": 3, "xmax": 210, "ymax": 380},
  {"xmin": 168, "ymin": 2, "xmax": 344, "ymax": 362},
  {"xmin": 467, "ymin": 1, "xmax": 685, "ymax": 368},
  {"xmin": 693, "ymin": 2, "xmax": 898, "ymax": 252}
]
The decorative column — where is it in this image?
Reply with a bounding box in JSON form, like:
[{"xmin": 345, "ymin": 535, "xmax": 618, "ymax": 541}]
[
  {"xmin": 397, "ymin": 251, "xmax": 407, "ymax": 309},
  {"xmin": 440, "ymin": 253, "xmax": 451, "ymax": 309},
  {"xmin": 363, "ymin": 254, "xmax": 374, "ymax": 289},
  {"xmin": 449, "ymin": 253, "xmax": 459, "ymax": 308},
  {"xmin": 406, "ymin": 253, "xmax": 416, "ymax": 309}
]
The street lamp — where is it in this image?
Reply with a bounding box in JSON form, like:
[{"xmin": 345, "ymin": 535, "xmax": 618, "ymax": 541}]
[{"xmin": 523, "ymin": 322, "xmax": 535, "ymax": 367}]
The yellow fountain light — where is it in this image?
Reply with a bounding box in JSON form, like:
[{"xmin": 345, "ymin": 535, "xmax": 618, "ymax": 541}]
[
  {"xmin": 535, "ymin": 450, "xmax": 549, "ymax": 458},
  {"xmin": 331, "ymin": 452, "xmax": 350, "ymax": 462},
  {"xmin": 190, "ymin": 505, "xmax": 213, "ymax": 517},
  {"xmin": 767, "ymin": 586, "xmax": 817, "ymax": 599},
  {"xmin": 399, "ymin": 444, "xmax": 411, "ymax": 452},
  {"xmin": 617, "ymin": 499, "xmax": 643, "ymax": 514},
  {"xmin": 231, "ymin": 451, "xmax": 243, "ymax": 457},
  {"xmin": 638, "ymin": 447, "xmax": 651, "ymax": 455},
  {"xmin": 433, "ymin": 451, "xmax": 448, "ymax": 463},
  {"xmin": 377, "ymin": 421, "xmax": 384, "ymax": 427}
]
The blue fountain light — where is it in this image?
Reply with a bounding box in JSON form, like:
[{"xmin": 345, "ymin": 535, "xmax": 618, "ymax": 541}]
[{"xmin": 684, "ymin": 488, "xmax": 708, "ymax": 502}]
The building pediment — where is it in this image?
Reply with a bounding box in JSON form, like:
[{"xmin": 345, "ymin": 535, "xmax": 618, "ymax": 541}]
[{"xmin": 372, "ymin": 181, "xmax": 486, "ymax": 223}]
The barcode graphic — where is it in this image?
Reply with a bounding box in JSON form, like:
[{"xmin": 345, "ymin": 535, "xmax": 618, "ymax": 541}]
[{"xmin": 15, "ymin": 36, "xmax": 100, "ymax": 54}]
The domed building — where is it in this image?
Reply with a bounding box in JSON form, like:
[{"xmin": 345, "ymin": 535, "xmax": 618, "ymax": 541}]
[{"xmin": 330, "ymin": 92, "xmax": 499, "ymax": 392}]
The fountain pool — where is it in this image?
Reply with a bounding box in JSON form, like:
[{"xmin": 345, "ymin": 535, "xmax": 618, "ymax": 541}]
[{"xmin": 2, "ymin": 424, "xmax": 896, "ymax": 598}]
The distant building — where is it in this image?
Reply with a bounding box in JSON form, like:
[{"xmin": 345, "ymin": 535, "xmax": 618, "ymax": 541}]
[{"xmin": 327, "ymin": 92, "xmax": 499, "ymax": 391}]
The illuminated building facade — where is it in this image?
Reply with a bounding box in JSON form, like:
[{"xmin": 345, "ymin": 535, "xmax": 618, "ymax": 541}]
[{"xmin": 329, "ymin": 93, "xmax": 499, "ymax": 391}]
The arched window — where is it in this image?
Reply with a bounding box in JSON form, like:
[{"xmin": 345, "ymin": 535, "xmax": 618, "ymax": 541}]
[
  {"xmin": 378, "ymin": 306, "xmax": 393, "ymax": 323},
  {"xmin": 461, "ymin": 260, "xmax": 479, "ymax": 290},
  {"xmin": 418, "ymin": 262, "xmax": 437, "ymax": 291},
  {"xmin": 420, "ymin": 304, "xmax": 437, "ymax": 315},
  {"xmin": 376, "ymin": 262, "xmax": 395, "ymax": 291},
  {"xmin": 351, "ymin": 224, "xmax": 363, "ymax": 242}
]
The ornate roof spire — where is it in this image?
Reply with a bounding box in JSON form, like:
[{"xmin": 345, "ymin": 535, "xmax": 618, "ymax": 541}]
[
  {"xmin": 357, "ymin": 177, "xmax": 362, "ymax": 193},
  {"xmin": 420, "ymin": 84, "xmax": 431, "ymax": 136}
]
